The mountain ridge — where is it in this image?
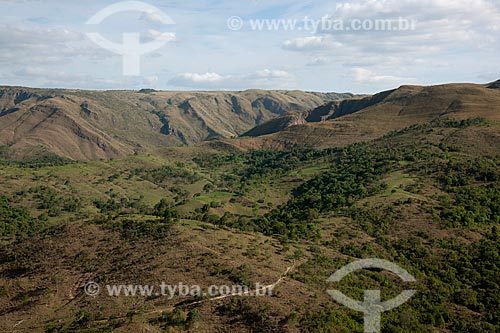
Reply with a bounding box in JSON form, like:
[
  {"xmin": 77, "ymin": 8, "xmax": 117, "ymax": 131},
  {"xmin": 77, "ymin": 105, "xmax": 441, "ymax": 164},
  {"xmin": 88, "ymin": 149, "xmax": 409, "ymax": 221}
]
[
  {"xmin": 0, "ymin": 86, "xmax": 351, "ymax": 160},
  {"xmin": 2, "ymin": 80, "xmax": 499, "ymax": 161},
  {"xmin": 239, "ymin": 81, "xmax": 500, "ymax": 149}
]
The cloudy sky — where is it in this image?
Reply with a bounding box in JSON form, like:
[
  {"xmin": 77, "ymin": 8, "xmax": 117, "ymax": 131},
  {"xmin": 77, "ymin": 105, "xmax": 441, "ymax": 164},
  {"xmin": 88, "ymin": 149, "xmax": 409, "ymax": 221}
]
[{"xmin": 0, "ymin": 0, "xmax": 499, "ymax": 93}]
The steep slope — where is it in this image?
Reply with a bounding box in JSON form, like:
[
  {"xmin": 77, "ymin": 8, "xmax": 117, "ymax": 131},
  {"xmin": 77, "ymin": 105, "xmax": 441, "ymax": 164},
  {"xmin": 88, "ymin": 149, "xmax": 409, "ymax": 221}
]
[
  {"xmin": 0, "ymin": 87, "xmax": 350, "ymax": 160},
  {"xmin": 487, "ymin": 79, "xmax": 500, "ymax": 89},
  {"xmin": 241, "ymin": 112, "xmax": 306, "ymax": 137},
  {"xmin": 0, "ymin": 90, "xmax": 135, "ymax": 160},
  {"xmin": 241, "ymin": 82, "xmax": 500, "ymax": 149}
]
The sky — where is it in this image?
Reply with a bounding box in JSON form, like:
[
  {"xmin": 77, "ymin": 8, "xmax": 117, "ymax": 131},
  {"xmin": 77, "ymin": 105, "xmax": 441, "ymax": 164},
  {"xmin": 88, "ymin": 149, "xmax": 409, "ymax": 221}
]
[{"xmin": 0, "ymin": 0, "xmax": 499, "ymax": 93}]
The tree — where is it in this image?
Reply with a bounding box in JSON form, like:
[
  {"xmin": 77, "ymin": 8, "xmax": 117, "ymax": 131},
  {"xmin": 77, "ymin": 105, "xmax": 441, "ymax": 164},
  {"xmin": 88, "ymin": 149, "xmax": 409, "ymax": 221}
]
[{"xmin": 153, "ymin": 199, "xmax": 177, "ymax": 222}]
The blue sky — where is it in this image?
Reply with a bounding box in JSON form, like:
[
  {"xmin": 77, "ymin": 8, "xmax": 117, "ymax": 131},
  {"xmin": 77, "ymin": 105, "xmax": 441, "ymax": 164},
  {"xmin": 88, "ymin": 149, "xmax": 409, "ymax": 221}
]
[{"xmin": 0, "ymin": 0, "xmax": 499, "ymax": 93}]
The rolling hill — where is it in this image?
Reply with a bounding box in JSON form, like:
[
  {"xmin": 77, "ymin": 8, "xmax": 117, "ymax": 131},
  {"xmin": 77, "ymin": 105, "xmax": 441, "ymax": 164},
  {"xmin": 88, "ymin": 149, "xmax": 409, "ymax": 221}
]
[
  {"xmin": 241, "ymin": 81, "xmax": 500, "ymax": 149},
  {"xmin": 1, "ymin": 117, "xmax": 499, "ymax": 332},
  {"xmin": 0, "ymin": 87, "xmax": 351, "ymax": 161}
]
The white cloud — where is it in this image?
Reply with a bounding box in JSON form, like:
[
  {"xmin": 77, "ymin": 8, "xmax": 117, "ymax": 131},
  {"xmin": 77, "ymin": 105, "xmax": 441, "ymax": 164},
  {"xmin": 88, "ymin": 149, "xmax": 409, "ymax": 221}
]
[
  {"xmin": 141, "ymin": 12, "xmax": 166, "ymax": 24},
  {"xmin": 0, "ymin": 23, "xmax": 108, "ymax": 65},
  {"xmin": 11, "ymin": 67, "xmax": 120, "ymax": 87},
  {"xmin": 352, "ymin": 67, "xmax": 416, "ymax": 86},
  {"xmin": 282, "ymin": 36, "xmax": 342, "ymax": 51},
  {"xmin": 307, "ymin": 56, "xmax": 331, "ymax": 66},
  {"xmin": 254, "ymin": 69, "xmax": 291, "ymax": 78},
  {"xmin": 276, "ymin": 0, "xmax": 500, "ymax": 90},
  {"xmin": 169, "ymin": 69, "xmax": 295, "ymax": 89},
  {"xmin": 0, "ymin": 23, "xmax": 82, "ymax": 47},
  {"xmin": 8, "ymin": 66, "xmax": 160, "ymax": 90},
  {"xmin": 143, "ymin": 76, "xmax": 159, "ymax": 86},
  {"xmin": 284, "ymin": 1, "xmax": 500, "ymax": 62},
  {"xmin": 174, "ymin": 72, "xmax": 228, "ymax": 84},
  {"xmin": 322, "ymin": 0, "xmax": 500, "ymax": 51},
  {"xmin": 147, "ymin": 29, "xmax": 176, "ymax": 42}
]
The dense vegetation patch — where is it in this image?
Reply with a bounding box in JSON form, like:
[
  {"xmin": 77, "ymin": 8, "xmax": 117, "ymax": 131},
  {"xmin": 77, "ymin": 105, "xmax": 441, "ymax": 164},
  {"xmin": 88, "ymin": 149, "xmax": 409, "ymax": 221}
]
[
  {"xmin": 0, "ymin": 145, "xmax": 73, "ymax": 168},
  {"xmin": 0, "ymin": 195, "xmax": 40, "ymax": 237}
]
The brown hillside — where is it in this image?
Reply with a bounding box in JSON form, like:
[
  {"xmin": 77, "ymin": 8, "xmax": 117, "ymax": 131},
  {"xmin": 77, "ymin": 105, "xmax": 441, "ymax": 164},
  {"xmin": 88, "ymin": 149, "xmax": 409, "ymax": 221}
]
[
  {"xmin": 0, "ymin": 87, "xmax": 350, "ymax": 160},
  {"xmin": 241, "ymin": 82, "xmax": 500, "ymax": 149}
]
